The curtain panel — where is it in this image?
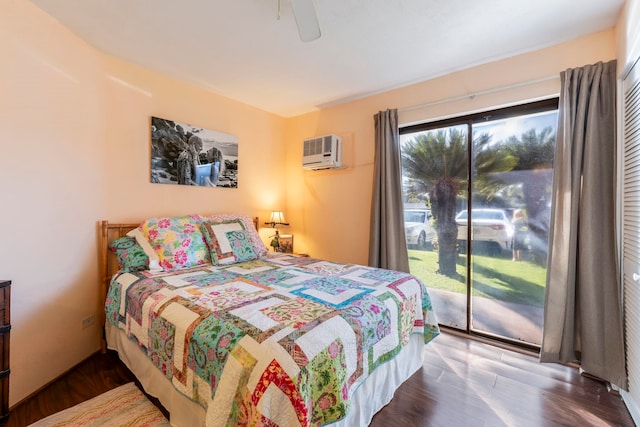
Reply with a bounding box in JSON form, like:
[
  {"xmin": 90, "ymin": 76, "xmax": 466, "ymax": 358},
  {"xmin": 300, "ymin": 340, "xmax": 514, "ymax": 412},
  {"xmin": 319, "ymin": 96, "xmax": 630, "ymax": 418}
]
[
  {"xmin": 541, "ymin": 60, "xmax": 627, "ymax": 389},
  {"xmin": 368, "ymin": 109, "xmax": 410, "ymax": 272}
]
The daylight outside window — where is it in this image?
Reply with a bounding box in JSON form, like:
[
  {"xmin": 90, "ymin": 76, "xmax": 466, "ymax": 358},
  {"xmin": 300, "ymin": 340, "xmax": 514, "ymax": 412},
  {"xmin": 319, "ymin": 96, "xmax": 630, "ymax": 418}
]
[{"xmin": 400, "ymin": 99, "xmax": 558, "ymax": 348}]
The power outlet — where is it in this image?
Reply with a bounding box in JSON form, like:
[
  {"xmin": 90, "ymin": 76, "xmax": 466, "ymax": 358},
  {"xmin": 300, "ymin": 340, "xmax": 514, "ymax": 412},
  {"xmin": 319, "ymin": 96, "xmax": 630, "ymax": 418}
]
[{"xmin": 81, "ymin": 315, "xmax": 96, "ymax": 329}]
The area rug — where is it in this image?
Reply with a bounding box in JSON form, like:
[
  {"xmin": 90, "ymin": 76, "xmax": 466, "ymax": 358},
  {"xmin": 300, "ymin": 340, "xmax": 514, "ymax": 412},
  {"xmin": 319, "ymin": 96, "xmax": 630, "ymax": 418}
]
[{"xmin": 28, "ymin": 382, "xmax": 170, "ymax": 426}]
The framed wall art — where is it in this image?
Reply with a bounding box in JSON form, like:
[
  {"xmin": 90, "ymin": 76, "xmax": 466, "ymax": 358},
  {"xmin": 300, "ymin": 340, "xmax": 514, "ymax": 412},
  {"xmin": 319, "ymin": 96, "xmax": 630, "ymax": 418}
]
[{"xmin": 150, "ymin": 116, "xmax": 238, "ymax": 188}]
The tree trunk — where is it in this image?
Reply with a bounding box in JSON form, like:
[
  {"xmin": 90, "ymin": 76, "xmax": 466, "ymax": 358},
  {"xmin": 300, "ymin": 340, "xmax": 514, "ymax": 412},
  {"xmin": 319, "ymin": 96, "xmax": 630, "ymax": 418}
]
[{"xmin": 431, "ymin": 177, "xmax": 460, "ymax": 277}]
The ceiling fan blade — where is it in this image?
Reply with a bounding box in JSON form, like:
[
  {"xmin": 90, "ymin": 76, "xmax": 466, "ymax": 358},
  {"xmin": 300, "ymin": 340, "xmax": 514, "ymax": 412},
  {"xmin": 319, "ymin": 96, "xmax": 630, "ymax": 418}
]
[{"xmin": 291, "ymin": 0, "xmax": 321, "ymax": 42}]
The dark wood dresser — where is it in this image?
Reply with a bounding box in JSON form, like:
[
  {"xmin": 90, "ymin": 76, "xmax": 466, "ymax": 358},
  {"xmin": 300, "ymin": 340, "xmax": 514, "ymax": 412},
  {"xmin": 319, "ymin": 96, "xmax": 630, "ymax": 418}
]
[{"xmin": 0, "ymin": 281, "xmax": 10, "ymax": 423}]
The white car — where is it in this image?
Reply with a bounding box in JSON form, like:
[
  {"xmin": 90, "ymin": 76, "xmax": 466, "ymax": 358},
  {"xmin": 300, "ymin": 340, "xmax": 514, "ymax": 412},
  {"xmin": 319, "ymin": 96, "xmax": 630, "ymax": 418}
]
[
  {"xmin": 404, "ymin": 209, "xmax": 434, "ymax": 249},
  {"xmin": 456, "ymin": 209, "xmax": 514, "ymax": 254}
]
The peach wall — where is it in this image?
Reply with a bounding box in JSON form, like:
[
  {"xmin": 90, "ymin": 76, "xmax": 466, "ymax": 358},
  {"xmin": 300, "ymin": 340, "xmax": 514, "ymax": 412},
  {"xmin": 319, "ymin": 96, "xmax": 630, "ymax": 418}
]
[
  {"xmin": 285, "ymin": 30, "xmax": 617, "ymax": 265},
  {"xmin": 1, "ymin": 0, "xmax": 286, "ymax": 405},
  {"xmin": 1, "ymin": 0, "xmax": 108, "ymax": 406},
  {"xmin": 102, "ymin": 57, "xmax": 287, "ymax": 223}
]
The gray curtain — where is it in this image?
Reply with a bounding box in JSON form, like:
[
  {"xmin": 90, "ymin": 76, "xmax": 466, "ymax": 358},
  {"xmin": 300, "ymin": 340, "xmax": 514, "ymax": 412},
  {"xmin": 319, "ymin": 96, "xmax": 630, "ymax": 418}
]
[
  {"xmin": 541, "ymin": 60, "xmax": 627, "ymax": 389},
  {"xmin": 368, "ymin": 109, "xmax": 410, "ymax": 272}
]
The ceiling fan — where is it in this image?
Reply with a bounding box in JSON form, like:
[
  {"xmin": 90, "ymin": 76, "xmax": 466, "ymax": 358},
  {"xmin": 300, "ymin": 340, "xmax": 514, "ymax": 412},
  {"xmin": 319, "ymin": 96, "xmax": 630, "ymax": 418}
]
[{"xmin": 278, "ymin": 0, "xmax": 321, "ymax": 42}]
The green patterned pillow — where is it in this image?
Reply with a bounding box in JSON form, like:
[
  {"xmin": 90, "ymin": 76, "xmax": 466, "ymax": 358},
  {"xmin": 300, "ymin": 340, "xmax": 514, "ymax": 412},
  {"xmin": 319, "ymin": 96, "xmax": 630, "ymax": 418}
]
[
  {"xmin": 108, "ymin": 236, "xmax": 149, "ymax": 272},
  {"xmin": 201, "ymin": 220, "xmax": 259, "ymax": 265},
  {"xmin": 201, "ymin": 219, "xmax": 243, "ymax": 265},
  {"xmin": 202, "ymin": 213, "xmax": 268, "ymax": 257},
  {"xmin": 226, "ymin": 229, "xmax": 258, "ymax": 263}
]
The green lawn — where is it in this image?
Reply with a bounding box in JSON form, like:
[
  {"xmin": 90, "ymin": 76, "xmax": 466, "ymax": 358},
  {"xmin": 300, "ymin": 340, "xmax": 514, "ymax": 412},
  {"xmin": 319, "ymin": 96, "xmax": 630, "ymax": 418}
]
[{"xmin": 408, "ymin": 249, "xmax": 547, "ymax": 307}]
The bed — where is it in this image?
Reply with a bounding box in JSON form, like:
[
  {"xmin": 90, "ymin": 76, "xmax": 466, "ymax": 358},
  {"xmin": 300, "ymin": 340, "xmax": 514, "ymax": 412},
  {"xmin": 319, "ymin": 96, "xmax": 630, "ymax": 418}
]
[{"xmin": 99, "ymin": 213, "xmax": 439, "ymax": 426}]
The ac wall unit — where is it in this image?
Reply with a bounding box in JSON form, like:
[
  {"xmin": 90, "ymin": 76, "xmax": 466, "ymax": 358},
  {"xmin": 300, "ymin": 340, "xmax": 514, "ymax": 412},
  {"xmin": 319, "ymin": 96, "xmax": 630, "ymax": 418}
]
[{"xmin": 302, "ymin": 134, "xmax": 342, "ymax": 170}]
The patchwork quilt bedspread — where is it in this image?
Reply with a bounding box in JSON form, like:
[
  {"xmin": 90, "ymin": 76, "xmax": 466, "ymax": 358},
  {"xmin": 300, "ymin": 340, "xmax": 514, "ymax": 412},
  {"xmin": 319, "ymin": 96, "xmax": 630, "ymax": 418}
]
[{"xmin": 106, "ymin": 253, "xmax": 439, "ymax": 426}]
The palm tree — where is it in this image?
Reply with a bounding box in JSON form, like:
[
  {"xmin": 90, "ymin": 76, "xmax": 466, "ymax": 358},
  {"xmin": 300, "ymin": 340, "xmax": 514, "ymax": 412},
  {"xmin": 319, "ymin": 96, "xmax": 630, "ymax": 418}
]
[
  {"xmin": 402, "ymin": 128, "xmax": 466, "ymax": 276},
  {"xmin": 504, "ymin": 127, "xmax": 555, "ymax": 170},
  {"xmin": 470, "ymin": 126, "xmax": 556, "ymax": 264},
  {"xmin": 402, "ymin": 127, "xmax": 517, "ymax": 276}
]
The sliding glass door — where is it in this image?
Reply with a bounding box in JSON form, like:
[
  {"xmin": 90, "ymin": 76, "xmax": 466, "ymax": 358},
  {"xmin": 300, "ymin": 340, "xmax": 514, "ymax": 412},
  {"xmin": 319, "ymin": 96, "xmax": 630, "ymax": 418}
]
[{"xmin": 400, "ymin": 100, "xmax": 557, "ymax": 347}]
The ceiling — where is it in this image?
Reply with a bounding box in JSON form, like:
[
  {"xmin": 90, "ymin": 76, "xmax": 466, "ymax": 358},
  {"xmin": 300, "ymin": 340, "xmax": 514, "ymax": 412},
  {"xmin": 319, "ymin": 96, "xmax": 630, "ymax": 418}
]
[{"xmin": 29, "ymin": 0, "xmax": 625, "ymax": 118}]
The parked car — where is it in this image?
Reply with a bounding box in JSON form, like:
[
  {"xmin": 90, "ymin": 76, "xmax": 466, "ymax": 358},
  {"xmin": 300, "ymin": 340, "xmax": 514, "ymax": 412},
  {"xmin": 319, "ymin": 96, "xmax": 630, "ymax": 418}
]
[
  {"xmin": 404, "ymin": 209, "xmax": 434, "ymax": 249},
  {"xmin": 455, "ymin": 208, "xmax": 514, "ymax": 255}
]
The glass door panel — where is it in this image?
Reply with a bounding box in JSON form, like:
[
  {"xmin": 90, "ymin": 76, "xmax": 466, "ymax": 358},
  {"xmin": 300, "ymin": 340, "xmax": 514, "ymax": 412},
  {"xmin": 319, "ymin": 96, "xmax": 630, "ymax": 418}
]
[
  {"xmin": 468, "ymin": 111, "xmax": 557, "ymax": 346},
  {"xmin": 401, "ymin": 124, "xmax": 468, "ymax": 331}
]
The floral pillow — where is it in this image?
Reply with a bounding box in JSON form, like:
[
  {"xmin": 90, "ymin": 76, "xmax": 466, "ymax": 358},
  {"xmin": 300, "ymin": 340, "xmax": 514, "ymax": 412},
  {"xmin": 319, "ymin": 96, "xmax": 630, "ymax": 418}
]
[
  {"xmin": 203, "ymin": 213, "xmax": 268, "ymax": 257},
  {"xmin": 108, "ymin": 236, "xmax": 148, "ymax": 272},
  {"xmin": 201, "ymin": 220, "xmax": 259, "ymax": 265},
  {"xmin": 226, "ymin": 230, "xmax": 259, "ymax": 262},
  {"xmin": 138, "ymin": 214, "xmax": 210, "ymax": 271}
]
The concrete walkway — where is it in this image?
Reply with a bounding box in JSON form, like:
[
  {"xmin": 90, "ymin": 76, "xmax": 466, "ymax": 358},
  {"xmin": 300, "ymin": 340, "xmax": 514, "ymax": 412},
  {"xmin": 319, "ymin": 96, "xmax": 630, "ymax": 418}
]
[{"xmin": 428, "ymin": 288, "xmax": 544, "ymax": 345}]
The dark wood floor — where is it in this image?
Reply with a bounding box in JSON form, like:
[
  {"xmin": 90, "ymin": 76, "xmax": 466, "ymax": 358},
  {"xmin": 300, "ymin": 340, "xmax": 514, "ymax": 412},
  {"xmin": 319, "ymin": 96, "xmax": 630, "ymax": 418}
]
[
  {"xmin": 8, "ymin": 351, "xmax": 139, "ymax": 427},
  {"xmin": 8, "ymin": 332, "xmax": 635, "ymax": 426},
  {"xmin": 371, "ymin": 332, "xmax": 634, "ymax": 427}
]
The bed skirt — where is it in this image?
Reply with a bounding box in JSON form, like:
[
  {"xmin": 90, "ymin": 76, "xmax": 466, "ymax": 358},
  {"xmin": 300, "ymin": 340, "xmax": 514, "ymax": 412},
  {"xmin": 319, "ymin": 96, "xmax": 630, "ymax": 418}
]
[{"xmin": 106, "ymin": 323, "xmax": 425, "ymax": 426}]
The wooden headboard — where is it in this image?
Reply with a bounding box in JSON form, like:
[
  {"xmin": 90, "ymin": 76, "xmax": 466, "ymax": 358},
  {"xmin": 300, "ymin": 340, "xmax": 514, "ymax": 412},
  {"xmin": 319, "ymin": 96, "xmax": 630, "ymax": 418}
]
[
  {"xmin": 98, "ymin": 221, "xmax": 140, "ymax": 352},
  {"xmin": 98, "ymin": 217, "xmax": 259, "ymax": 352}
]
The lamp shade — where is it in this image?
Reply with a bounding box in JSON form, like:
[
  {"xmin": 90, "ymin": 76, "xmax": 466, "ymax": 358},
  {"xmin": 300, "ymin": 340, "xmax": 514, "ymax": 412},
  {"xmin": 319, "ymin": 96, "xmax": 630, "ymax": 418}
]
[{"xmin": 269, "ymin": 211, "xmax": 286, "ymax": 225}]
